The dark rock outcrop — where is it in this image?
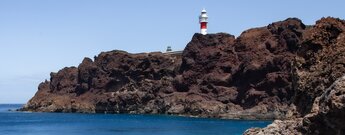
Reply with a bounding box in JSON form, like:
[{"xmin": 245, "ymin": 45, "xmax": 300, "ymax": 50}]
[
  {"xmin": 22, "ymin": 18, "xmax": 304, "ymax": 119},
  {"xmin": 245, "ymin": 75, "xmax": 345, "ymax": 135},
  {"xmin": 245, "ymin": 17, "xmax": 345, "ymax": 134},
  {"xmin": 22, "ymin": 17, "xmax": 345, "ymax": 134}
]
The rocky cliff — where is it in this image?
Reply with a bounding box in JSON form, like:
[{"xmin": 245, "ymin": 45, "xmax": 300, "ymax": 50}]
[
  {"xmin": 244, "ymin": 17, "xmax": 345, "ymax": 135},
  {"xmin": 22, "ymin": 17, "xmax": 345, "ymax": 133}
]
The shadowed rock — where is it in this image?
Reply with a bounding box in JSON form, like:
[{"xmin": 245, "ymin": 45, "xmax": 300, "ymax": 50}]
[{"xmin": 21, "ymin": 17, "xmax": 345, "ymax": 135}]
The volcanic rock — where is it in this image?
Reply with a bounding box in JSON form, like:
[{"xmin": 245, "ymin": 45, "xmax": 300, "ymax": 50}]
[
  {"xmin": 22, "ymin": 18, "xmax": 304, "ymax": 119},
  {"xmin": 22, "ymin": 17, "xmax": 345, "ymax": 135},
  {"xmin": 245, "ymin": 17, "xmax": 345, "ymax": 134}
]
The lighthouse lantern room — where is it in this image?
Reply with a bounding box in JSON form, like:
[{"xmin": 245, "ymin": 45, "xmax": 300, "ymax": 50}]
[{"xmin": 199, "ymin": 9, "xmax": 208, "ymax": 35}]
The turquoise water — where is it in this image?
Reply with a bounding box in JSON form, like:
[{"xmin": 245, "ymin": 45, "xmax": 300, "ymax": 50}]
[{"xmin": 0, "ymin": 104, "xmax": 270, "ymax": 135}]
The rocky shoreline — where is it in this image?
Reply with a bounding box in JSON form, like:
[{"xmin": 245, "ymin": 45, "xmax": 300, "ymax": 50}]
[
  {"xmin": 22, "ymin": 17, "xmax": 345, "ymax": 134},
  {"xmin": 245, "ymin": 17, "xmax": 345, "ymax": 135}
]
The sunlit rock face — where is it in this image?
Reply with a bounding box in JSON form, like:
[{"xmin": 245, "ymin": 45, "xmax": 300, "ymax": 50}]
[
  {"xmin": 22, "ymin": 17, "xmax": 345, "ymax": 133},
  {"xmin": 245, "ymin": 17, "xmax": 345, "ymax": 135}
]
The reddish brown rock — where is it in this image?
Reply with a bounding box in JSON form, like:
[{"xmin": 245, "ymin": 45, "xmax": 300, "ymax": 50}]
[
  {"xmin": 22, "ymin": 18, "xmax": 305, "ymax": 119},
  {"xmin": 22, "ymin": 17, "xmax": 345, "ymax": 135},
  {"xmin": 245, "ymin": 17, "xmax": 345, "ymax": 135}
]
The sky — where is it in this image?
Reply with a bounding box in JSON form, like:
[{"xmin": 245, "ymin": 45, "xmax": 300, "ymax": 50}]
[{"xmin": 0, "ymin": 0, "xmax": 344, "ymax": 103}]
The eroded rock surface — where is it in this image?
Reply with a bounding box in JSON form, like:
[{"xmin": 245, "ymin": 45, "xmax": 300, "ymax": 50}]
[
  {"xmin": 245, "ymin": 75, "xmax": 345, "ymax": 135},
  {"xmin": 245, "ymin": 17, "xmax": 345, "ymax": 134},
  {"xmin": 22, "ymin": 17, "xmax": 345, "ymax": 134}
]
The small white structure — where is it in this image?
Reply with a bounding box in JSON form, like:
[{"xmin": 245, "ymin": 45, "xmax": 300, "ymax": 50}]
[{"xmin": 199, "ymin": 8, "xmax": 208, "ymax": 35}]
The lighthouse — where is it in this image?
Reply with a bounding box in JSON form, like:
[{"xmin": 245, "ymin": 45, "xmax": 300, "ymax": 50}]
[{"xmin": 199, "ymin": 8, "xmax": 208, "ymax": 35}]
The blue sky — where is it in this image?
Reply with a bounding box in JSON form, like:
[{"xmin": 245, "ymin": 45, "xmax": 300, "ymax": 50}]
[{"xmin": 0, "ymin": 0, "xmax": 344, "ymax": 103}]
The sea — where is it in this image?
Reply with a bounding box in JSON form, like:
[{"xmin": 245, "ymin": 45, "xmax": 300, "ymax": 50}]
[{"xmin": 0, "ymin": 104, "xmax": 271, "ymax": 135}]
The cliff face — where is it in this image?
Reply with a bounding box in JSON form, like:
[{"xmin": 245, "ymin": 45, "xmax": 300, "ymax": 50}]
[
  {"xmin": 176, "ymin": 18, "xmax": 305, "ymax": 119},
  {"xmin": 244, "ymin": 17, "xmax": 345, "ymax": 134},
  {"xmin": 22, "ymin": 17, "xmax": 345, "ymax": 133},
  {"xmin": 24, "ymin": 51, "xmax": 182, "ymax": 114}
]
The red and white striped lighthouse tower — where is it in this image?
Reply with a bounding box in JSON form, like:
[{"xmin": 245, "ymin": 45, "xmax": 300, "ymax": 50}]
[{"xmin": 199, "ymin": 8, "xmax": 208, "ymax": 35}]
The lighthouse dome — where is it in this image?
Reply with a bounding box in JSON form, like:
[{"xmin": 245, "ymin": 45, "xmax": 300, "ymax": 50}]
[{"xmin": 199, "ymin": 8, "xmax": 208, "ymax": 23}]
